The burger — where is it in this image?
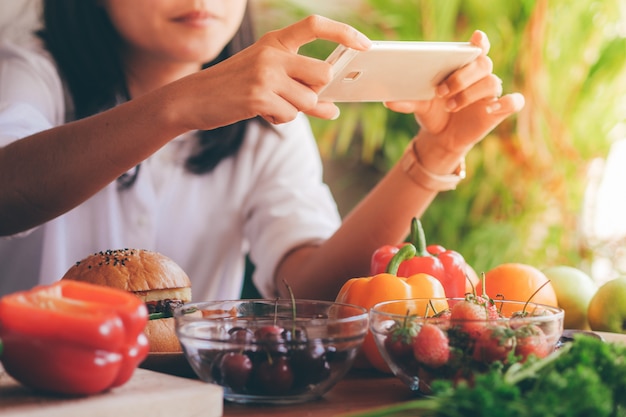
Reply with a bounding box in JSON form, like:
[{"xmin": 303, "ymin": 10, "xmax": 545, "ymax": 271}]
[{"xmin": 61, "ymin": 248, "xmax": 191, "ymax": 353}]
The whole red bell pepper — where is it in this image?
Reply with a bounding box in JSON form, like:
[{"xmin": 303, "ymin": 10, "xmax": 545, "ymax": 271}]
[
  {"xmin": 370, "ymin": 218, "xmax": 467, "ymax": 298},
  {"xmin": 0, "ymin": 280, "xmax": 149, "ymax": 396}
]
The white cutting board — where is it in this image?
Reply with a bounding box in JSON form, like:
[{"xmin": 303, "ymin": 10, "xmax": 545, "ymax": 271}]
[{"xmin": 0, "ymin": 366, "xmax": 223, "ymax": 417}]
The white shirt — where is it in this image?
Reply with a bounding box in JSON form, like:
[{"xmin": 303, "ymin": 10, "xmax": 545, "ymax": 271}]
[{"xmin": 0, "ymin": 38, "xmax": 342, "ymax": 300}]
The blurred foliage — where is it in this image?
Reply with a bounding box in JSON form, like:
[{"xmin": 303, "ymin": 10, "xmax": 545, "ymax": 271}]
[{"xmin": 251, "ymin": 0, "xmax": 626, "ymax": 276}]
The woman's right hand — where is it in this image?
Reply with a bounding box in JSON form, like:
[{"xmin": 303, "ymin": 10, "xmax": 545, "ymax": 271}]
[{"xmin": 167, "ymin": 15, "xmax": 371, "ymax": 131}]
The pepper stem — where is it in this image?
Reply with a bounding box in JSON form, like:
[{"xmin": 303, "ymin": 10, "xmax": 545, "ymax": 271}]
[
  {"xmin": 386, "ymin": 244, "xmax": 417, "ymax": 275},
  {"xmin": 410, "ymin": 218, "xmax": 430, "ymax": 257}
]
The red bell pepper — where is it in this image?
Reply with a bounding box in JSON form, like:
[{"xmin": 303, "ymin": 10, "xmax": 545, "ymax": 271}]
[
  {"xmin": 370, "ymin": 218, "xmax": 467, "ymax": 298},
  {"xmin": 0, "ymin": 280, "xmax": 149, "ymax": 396}
]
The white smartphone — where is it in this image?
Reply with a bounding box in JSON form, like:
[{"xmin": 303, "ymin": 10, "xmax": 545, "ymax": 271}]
[{"xmin": 317, "ymin": 41, "xmax": 482, "ymax": 102}]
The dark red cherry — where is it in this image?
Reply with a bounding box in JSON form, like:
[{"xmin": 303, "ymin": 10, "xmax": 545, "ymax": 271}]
[
  {"xmin": 253, "ymin": 356, "xmax": 294, "ymax": 394},
  {"xmin": 219, "ymin": 352, "xmax": 253, "ymax": 391},
  {"xmin": 255, "ymin": 325, "xmax": 287, "ymax": 354},
  {"xmin": 254, "ymin": 325, "xmax": 284, "ymax": 340},
  {"xmin": 291, "ymin": 342, "xmax": 331, "ymax": 388}
]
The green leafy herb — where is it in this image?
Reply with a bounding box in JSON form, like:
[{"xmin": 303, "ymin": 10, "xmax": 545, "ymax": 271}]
[{"xmin": 350, "ymin": 335, "xmax": 626, "ymax": 417}]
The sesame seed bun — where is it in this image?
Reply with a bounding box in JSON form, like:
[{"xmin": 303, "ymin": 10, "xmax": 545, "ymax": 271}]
[{"xmin": 61, "ymin": 249, "xmax": 191, "ymax": 353}]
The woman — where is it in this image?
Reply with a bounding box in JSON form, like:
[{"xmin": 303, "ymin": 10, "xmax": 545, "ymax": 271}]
[{"xmin": 0, "ymin": 0, "xmax": 524, "ymax": 300}]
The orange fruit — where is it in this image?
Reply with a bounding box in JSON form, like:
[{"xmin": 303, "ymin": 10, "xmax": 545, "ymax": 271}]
[{"xmin": 479, "ymin": 263, "xmax": 558, "ymax": 309}]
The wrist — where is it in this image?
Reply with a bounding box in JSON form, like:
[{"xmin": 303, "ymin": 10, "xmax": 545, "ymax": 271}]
[
  {"xmin": 413, "ymin": 132, "xmax": 469, "ymax": 174},
  {"xmin": 400, "ymin": 140, "xmax": 466, "ymax": 192}
]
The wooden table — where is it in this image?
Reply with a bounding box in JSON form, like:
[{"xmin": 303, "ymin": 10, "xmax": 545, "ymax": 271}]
[{"xmin": 223, "ymin": 331, "xmax": 625, "ymax": 417}]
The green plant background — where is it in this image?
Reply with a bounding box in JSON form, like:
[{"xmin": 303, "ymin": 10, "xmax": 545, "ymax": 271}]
[{"xmin": 249, "ymin": 0, "xmax": 626, "ymax": 278}]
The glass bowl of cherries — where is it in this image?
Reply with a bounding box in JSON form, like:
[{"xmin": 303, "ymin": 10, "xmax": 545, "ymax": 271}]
[
  {"xmin": 175, "ymin": 298, "xmax": 369, "ymax": 404},
  {"xmin": 369, "ymin": 296, "xmax": 564, "ymax": 395}
]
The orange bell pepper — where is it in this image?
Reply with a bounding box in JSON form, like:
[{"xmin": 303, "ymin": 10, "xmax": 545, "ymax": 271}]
[
  {"xmin": 0, "ymin": 280, "xmax": 149, "ymax": 395},
  {"xmin": 336, "ymin": 245, "xmax": 447, "ymax": 373}
]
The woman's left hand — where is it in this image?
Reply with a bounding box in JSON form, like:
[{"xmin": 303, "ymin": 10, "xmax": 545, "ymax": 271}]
[{"xmin": 384, "ymin": 30, "xmax": 525, "ymax": 156}]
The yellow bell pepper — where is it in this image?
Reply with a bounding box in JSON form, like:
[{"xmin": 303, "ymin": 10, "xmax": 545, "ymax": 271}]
[{"xmin": 336, "ymin": 245, "xmax": 447, "ymax": 373}]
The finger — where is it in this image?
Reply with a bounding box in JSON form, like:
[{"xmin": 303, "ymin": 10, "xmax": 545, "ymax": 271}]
[
  {"xmin": 275, "ymin": 78, "xmax": 321, "ymax": 113},
  {"xmin": 304, "ymin": 102, "xmax": 341, "ymax": 120},
  {"xmin": 469, "ymin": 30, "xmax": 490, "ymax": 55},
  {"xmin": 436, "ymin": 30, "xmax": 491, "ymax": 98},
  {"xmin": 262, "ymin": 73, "xmax": 329, "ymax": 122},
  {"xmin": 438, "ymin": 54, "xmax": 494, "ymax": 98},
  {"xmin": 485, "ymin": 92, "xmax": 525, "ymax": 115},
  {"xmin": 457, "ymin": 94, "xmax": 524, "ymax": 130},
  {"xmin": 466, "ymin": 93, "xmax": 525, "ymax": 136},
  {"xmin": 263, "ymin": 95, "xmax": 340, "ymax": 124},
  {"xmin": 269, "ymin": 15, "xmax": 371, "ymax": 53},
  {"xmin": 286, "ymin": 55, "xmax": 333, "ymax": 91},
  {"xmin": 446, "ymin": 74, "xmax": 503, "ymax": 113},
  {"xmin": 259, "ymin": 96, "xmax": 300, "ymax": 125}
]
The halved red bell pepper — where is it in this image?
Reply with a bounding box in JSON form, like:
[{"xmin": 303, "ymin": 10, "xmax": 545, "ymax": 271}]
[
  {"xmin": 0, "ymin": 280, "xmax": 149, "ymax": 395},
  {"xmin": 370, "ymin": 218, "xmax": 467, "ymax": 298}
]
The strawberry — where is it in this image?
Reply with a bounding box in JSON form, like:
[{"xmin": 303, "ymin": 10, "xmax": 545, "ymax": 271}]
[
  {"xmin": 413, "ymin": 323, "xmax": 450, "ymax": 368},
  {"xmin": 384, "ymin": 314, "xmax": 418, "ymax": 362},
  {"xmin": 484, "ymin": 297, "xmax": 501, "ymax": 320},
  {"xmin": 434, "ymin": 308, "xmax": 452, "ymax": 319},
  {"xmin": 450, "ymin": 296, "xmax": 492, "ymax": 338},
  {"xmin": 514, "ymin": 324, "xmax": 551, "ymax": 361},
  {"xmin": 471, "ymin": 325, "xmax": 515, "ymax": 364}
]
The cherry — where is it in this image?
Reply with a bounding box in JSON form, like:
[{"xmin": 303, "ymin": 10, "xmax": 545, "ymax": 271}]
[
  {"xmin": 253, "ymin": 356, "xmax": 294, "ymax": 394},
  {"xmin": 254, "ymin": 324, "xmax": 283, "ymax": 340},
  {"xmin": 212, "ymin": 320, "xmax": 354, "ymax": 396},
  {"xmin": 219, "ymin": 352, "xmax": 253, "ymax": 391},
  {"xmin": 290, "ymin": 342, "xmax": 331, "ymax": 388},
  {"xmin": 255, "ymin": 325, "xmax": 287, "ymax": 354}
]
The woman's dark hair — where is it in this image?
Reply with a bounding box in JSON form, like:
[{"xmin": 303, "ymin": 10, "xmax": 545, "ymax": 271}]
[{"xmin": 37, "ymin": 1, "xmax": 258, "ymax": 182}]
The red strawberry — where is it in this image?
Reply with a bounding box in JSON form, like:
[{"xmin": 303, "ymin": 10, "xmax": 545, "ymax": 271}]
[
  {"xmin": 384, "ymin": 315, "xmax": 418, "ymax": 362},
  {"xmin": 450, "ymin": 297, "xmax": 490, "ymax": 338},
  {"xmin": 514, "ymin": 324, "xmax": 551, "ymax": 361},
  {"xmin": 483, "ymin": 297, "xmax": 501, "ymax": 320},
  {"xmin": 472, "ymin": 325, "xmax": 515, "ymax": 364},
  {"xmin": 433, "ymin": 308, "xmax": 452, "ymax": 320},
  {"xmin": 413, "ymin": 323, "xmax": 450, "ymax": 368}
]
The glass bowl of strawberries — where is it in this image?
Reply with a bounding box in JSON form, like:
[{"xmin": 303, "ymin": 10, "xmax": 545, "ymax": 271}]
[{"xmin": 369, "ymin": 295, "xmax": 564, "ymax": 394}]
